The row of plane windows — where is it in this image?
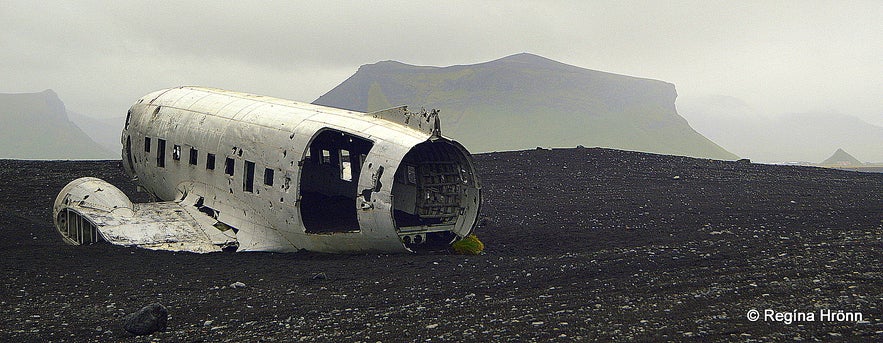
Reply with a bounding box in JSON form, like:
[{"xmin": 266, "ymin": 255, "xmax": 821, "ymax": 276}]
[{"xmin": 144, "ymin": 137, "xmax": 274, "ymax": 192}]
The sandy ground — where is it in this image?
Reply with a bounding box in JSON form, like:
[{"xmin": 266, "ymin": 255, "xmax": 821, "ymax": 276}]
[{"xmin": 1, "ymin": 147, "xmax": 881, "ymax": 342}]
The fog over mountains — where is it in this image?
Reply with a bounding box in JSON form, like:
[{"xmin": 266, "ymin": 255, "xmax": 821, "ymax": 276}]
[
  {"xmin": 678, "ymin": 95, "xmax": 883, "ymax": 163},
  {"xmin": 315, "ymin": 53, "xmax": 737, "ymax": 160},
  {"xmin": 67, "ymin": 111, "xmax": 126, "ymax": 155},
  {"xmin": 5, "ymin": 54, "xmax": 878, "ymax": 163},
  {"xmin": 0, "ymin": 90, "xmax": 114, "ymax": 160}
]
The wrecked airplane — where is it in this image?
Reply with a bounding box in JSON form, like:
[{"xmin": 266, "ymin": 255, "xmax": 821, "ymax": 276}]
[{"xmin": 53, "ymin": 86, "xmax": 481, "ymax": 253}]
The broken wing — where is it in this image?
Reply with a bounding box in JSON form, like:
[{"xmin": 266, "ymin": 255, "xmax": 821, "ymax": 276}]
[{"xmin": 53, "ymin": 177, "xmax": 235, "ymax": 253}]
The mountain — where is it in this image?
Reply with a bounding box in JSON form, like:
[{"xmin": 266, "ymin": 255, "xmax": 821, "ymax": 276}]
[
  {"xmin": 314, "ymin": 53, "xmax": 737, "ymax": 160},
  {"xmin": 820, "ymin": 148, "xmax": 862, "ymax": 166},
  {"xmin": 67, "ymin": 111, "xmax": 126, "ymax": 155},
  {"xmin": 0, "ymin": 90, "xmax": 115, "ymax": 159},
  {"xmin": 678, "ymin": 95, "xmax": 883, "ymax": 163},
  {"xmin": 677, "ymin": 95, "xmax": 774, "ymax": 160}
]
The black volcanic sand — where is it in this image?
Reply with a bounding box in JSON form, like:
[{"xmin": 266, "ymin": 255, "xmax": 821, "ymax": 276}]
[{"xmin": 1, "ymin": 148, "xmax": 881, "ymax": 342}]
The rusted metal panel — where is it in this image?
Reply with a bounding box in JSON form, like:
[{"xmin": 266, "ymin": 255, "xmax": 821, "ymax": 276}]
[{"xmin": 54, "ymin": 86, "xmax": 482, "ymax": 253}]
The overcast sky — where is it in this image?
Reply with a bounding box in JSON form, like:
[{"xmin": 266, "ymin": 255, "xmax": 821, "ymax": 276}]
[{"xmin": 2, "ymin": 1, "xmax": 881, "ymax": 126}]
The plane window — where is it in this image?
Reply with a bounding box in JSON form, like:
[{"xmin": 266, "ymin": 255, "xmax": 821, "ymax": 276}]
[
  {"xmin": 264, "ymin": 168, "xmax": 274, "ymax": 186},
  {"xmin": 144, "ymin": 137, "xmax": 151, "ymax": 152},
  {"xmin": 172, "ymin": 145, "xmax": 181, "ymax": 161},
  {"xmin": 225, "ymin": 157, "xmax": 235, "ymax": 175},
  {"xmin": 340, "ymin": 149, "xmax": 352, "ymax": 181},
  {"xmin": 189, "ymin": 148, "xmax": 198, "ymax": 165},
  {"xmin": 206, "ymin": 153, "xmax": 216, "ymax": 170},
  {"xmin": 156, "ymin": 139, "xmax": 166, "ymax": 168},
  {"xmin": 243, "ymin": 161, "xmax": 255, "ymax": 192},
  {"xmin": 321, "ymin": 149, "xmax": 332, "ymax": 164}
]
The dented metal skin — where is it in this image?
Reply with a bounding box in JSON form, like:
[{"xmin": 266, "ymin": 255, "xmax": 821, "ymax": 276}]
[{"xmin": 53, "ymin": 86, "xmax": 482, "ymax": 253}]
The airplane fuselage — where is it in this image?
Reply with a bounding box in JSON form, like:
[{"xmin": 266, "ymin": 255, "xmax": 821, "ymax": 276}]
[{"xmin": 54, "ymin": 86, "xmax": 481, "ymax": 253}]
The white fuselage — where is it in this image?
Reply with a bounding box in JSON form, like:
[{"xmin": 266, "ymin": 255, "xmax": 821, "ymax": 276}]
[{"xmin": 118, "ymin": 86, "xmax": 481, "ymax": 253}]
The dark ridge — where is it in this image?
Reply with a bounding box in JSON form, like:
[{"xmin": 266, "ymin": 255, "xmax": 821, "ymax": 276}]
[{"xmin": 313, "ymin": 54, "xmax": 736, "ymax": 160}]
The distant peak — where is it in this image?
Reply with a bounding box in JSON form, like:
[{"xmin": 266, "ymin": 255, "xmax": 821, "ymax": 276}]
[
  {"xmin": 40, "ymin": 89, "xmax": 63, "ymax": 102},
  {"xmin": 357, "ymin": 53, "xmax": 566, "ymax": 73},
  {"xmin": 497, "ymin": 52, "xmax": 551, "ymax": 61},
  {"xmin": 821, "ymin": 148, "xmax": 862, "ymax": 165},
  {"xmin": 0, "ymin": 89, "xmax": 58, "ymax": 98},
  {"xmin": 373, "ymin": 60, "xmax": 408, "ymax": 66},
  {"xmin": 488, "ymin": 53, "xmax": 564, "ymax": 66},
  {"xmin": 480, "ymin": 53, "xmax": 633, "ymax": 79},
  {"xmin": 357, "ymin": 60, "xmax": 414, "ymax": 72}
]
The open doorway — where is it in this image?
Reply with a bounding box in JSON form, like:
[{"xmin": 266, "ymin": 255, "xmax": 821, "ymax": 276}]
[
  {"xmin": 299, "ymin": 129, "xmax": 373, "ymax": 233},
  {"xmin": 391, "ymin": 140, "xmax": 480, "ymax": 248}
]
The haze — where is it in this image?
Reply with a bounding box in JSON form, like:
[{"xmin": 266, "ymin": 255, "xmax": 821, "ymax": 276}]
[{"xmin": 2, "ymin": 1, "xmax": 881, "ymax": 131}]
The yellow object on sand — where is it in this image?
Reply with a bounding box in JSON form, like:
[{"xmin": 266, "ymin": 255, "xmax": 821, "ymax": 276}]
[{"xmin": 452, "ymin": 234, "xmax": 484, "ymax": 255}]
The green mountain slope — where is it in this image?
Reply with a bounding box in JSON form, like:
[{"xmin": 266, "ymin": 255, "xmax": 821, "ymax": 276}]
[
  {"xmin": 0, "ymin": 90, "xmax": 115, "ymax": 159},
  {"xmin": 314, "ymin": 53, "xmax": 736, "ymax": 160}
]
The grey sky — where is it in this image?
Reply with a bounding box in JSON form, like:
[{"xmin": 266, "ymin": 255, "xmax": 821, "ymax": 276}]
[{"xmin": 1, "ymin": 0, "xmax": 880, "ymax": 125}]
